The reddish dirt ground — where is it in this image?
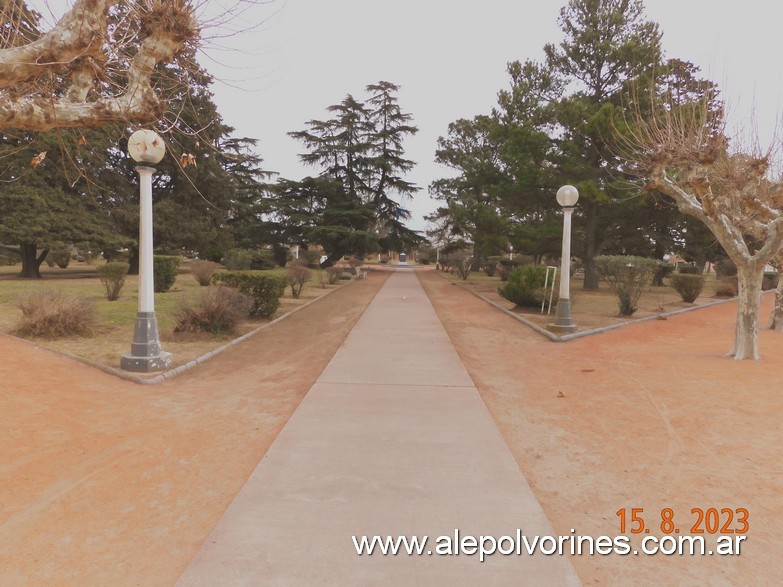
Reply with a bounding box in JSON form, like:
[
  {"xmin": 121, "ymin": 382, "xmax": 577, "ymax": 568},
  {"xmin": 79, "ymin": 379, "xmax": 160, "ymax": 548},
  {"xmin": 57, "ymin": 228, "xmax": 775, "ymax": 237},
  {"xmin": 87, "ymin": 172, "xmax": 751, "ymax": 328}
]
[
  {"xmin": 419, "ymin": 270, "xmax": 783, "ymax": 586},
  {"xmin": 0, "ymin": 272, "xmax": 388, "ymax": 585},
  {"xmin": 2, "ymin": 266, "xmax": 782, "ymax": 585}
]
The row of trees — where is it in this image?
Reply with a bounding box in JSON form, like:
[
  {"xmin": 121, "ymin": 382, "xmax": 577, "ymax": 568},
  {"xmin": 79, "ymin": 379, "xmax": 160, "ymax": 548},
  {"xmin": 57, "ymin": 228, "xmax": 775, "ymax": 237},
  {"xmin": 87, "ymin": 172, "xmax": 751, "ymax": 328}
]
[
  {"xmin": 1, "ymin": 3, "xmax": 423, "ymax": 277},
  {"xmin": 4, "ymin": 0, "xmax": 783, "ymax": 360},
  {"xmin": 427, "ymin": 0, "xmax": 783, "ymax": 359},
  {"xmin": 427, "ymin": 0, "xmax": 722, "ymax": 288}
]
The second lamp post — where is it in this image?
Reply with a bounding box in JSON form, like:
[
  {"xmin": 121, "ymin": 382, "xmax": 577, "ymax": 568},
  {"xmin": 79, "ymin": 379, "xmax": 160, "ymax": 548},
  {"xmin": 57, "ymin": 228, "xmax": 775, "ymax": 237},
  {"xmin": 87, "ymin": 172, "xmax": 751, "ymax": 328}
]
[{"xmin": 547, "ymin": 185, "xmax": 579, "ymax": 334}]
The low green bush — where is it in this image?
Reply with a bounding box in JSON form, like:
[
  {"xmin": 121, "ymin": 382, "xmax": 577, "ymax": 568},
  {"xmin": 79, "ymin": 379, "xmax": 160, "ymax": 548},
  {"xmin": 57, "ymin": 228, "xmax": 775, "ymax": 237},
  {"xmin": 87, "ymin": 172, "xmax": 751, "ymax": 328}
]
[
  {"xmin": 212, "ymin": 270, "xmax": 287, "ymax": 317},
  {"xmin": 174, "ymin": 286, "xmax": 252, "ymax": 335},
  {"xmin": 153, "ymin": 255, "xmax": 181, "ymax": 293},
  {"xmin": 222, "ymin": 249, "xmax": 252, "ymax": 270},
  {"xmin": 222, "ymin": 249, "xmax": 276, "ymax": 271},
  {"xmin": 670, "ymin": 273, "xmax": 705, "ymax": 303},
  {"xmin": 48, "ymin": 247, "xmax": 72, "ymax": 269},
  {"xmin": 97, "ymin": 261, "xmax": 130, "ymax": 301},
  {"xmin": 594, "ymin": 255, "xmax": 659, "ymax": 316},
  {"xmin": 498, "ymin": 264, "xmax": 555, "ymax": 307},
  {"xmin": 678, "ymin": 265, "xmax": 701, "ymax": 275},
  {"xmin": 14, "ymin": 290, "xmax": 95, "ymax": 338}
]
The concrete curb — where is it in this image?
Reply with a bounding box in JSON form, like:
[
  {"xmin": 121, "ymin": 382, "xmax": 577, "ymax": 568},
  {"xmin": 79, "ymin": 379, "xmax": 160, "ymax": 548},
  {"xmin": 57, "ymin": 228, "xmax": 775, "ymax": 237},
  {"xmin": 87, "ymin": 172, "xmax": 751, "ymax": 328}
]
[
  {"xmin": 3, "ymin": 278, "xmax": 356, "ymax": 386},
  {"xmin": 436, "ymin": 271, "xmax": 745, "ymax": 342}
]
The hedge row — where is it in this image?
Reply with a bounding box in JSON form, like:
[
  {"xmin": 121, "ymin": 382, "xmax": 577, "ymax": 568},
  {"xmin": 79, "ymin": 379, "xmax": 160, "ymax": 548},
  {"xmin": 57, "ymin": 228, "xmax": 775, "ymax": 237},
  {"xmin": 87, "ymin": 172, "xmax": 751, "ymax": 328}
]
[{"xmin": 212, "ymin": 270, "xmax": 287, "ymax": 317}]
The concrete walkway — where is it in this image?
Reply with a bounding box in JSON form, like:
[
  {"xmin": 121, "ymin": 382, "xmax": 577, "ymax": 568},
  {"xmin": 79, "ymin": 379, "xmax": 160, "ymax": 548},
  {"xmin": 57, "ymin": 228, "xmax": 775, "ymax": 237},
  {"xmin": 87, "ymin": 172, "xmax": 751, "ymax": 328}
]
[{"xmin": 177, "ymin": 270, "xmax": 580, "ymax": 585}]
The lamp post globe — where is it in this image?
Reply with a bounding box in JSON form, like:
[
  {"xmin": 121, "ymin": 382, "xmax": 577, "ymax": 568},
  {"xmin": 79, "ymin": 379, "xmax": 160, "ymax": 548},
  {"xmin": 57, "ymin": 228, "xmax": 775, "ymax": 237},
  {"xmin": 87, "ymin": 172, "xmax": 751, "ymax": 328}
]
[
  {"xmin": 547, "ymin": 185, "xmax": 579, "ymax": 335},
  {"xmin": 128, "ymin": 129, "xmax": 166, "ymax": 164},
  {"xmin": 556, "ymin": 184, "xmax": 579, "ymax": 207},
  {"xmin": 120, "ymin": 130, "xmax": 172, "ymax": 372}
]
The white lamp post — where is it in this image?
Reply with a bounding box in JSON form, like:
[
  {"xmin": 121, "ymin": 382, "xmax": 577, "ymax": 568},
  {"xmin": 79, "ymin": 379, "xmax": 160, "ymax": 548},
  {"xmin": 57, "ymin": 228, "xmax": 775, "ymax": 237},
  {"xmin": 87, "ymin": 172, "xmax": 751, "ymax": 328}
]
[
  {"xmin": 120, "ymin": 129, "xmax": 172, "ymax": 372},
  {"xmin": 547, "ymin": 185, "xmax": 579, "ymax": 334}
]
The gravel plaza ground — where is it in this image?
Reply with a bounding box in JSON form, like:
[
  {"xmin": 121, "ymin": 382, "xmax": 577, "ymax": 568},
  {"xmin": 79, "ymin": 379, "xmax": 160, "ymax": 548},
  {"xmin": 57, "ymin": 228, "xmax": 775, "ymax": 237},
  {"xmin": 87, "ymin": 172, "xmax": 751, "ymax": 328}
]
[{"xmin": 1, "ymin": 266, "xmax": 781, "ymax": 585}]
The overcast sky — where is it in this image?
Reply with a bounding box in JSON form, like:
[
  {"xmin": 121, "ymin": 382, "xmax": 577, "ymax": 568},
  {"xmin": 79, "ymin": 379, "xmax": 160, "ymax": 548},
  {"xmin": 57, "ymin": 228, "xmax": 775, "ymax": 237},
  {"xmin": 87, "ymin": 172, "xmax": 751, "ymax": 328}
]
[{"xmin": 36, "ymin": 1, "xmax": 783, "ymax": 232}]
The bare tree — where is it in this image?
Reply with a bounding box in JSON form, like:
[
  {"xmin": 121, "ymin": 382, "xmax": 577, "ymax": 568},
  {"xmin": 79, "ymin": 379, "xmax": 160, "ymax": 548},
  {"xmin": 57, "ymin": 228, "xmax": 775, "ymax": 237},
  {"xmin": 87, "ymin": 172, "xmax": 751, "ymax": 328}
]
[
  {"xmin": 0, "ymin": 0, "xmax": 202, "ymax": 131},
  {"xmin": 619, "ymin": 102, "xmax": 783, "ymax": 359}
]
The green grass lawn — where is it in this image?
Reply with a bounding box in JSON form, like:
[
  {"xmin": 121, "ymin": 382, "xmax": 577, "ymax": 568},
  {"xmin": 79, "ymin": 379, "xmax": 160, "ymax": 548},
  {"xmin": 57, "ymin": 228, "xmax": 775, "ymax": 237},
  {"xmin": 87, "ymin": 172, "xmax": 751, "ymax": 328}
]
[{"xmin": 0, "ymin": 260, "xmax": 346, "ymax": 372}]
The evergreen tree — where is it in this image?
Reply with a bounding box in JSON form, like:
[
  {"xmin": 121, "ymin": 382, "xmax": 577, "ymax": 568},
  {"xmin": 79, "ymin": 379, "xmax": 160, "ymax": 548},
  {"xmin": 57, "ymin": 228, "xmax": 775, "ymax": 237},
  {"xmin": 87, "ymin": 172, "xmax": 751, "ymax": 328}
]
[
  {"xmin": 282, "ymin": 82, "xmax": 423, "ymax": 264},
  {"xmin": 545, "ymin": 0, "xmax": 662, "ymax": 288}
]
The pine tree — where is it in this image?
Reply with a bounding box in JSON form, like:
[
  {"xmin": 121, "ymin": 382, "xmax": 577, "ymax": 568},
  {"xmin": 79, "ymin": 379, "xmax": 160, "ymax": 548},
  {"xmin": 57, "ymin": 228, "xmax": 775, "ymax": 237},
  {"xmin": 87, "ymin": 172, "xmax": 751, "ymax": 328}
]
[{"xmin": 283, "ymin": 82, "xmax": 422, "ymax": 263}]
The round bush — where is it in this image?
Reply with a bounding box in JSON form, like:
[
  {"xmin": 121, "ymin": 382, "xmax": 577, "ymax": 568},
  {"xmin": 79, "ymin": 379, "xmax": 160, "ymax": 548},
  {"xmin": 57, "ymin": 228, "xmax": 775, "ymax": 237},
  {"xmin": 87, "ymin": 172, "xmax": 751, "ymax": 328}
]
[
  {"xmin": 498, "ymin": 264, "xmax": 555, "ymax": 307},
  {"xmin": 174, "ymin": 286, "xmax": 251, "ymax": 335},
  {"xmin": 678, "ymin": 265, "xmax": 701, "ymax": 275},
  {"xmin": 153, "ymin": 255, "xmax": 181, "ymax": 293},
  {"xmin": 15, "ymin": 290, "xmax": 95, "ymax": 338}
]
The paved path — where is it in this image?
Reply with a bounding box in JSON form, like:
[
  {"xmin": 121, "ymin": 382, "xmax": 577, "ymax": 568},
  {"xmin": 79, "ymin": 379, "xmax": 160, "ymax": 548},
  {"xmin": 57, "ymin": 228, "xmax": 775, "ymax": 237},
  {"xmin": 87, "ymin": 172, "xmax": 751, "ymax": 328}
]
[{"xmin": 177, "ymin": 270, "xmax": 580, "ymax": 585}]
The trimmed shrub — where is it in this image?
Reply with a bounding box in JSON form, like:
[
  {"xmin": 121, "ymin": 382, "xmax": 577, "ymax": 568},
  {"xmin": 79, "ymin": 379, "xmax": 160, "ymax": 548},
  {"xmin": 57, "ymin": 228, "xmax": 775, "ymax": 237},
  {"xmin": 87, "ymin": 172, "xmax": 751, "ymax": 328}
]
[
  {"xmin": 287, "ymin": 262, "xmax": 312, "ymax": 299},
  {"xmin": 714, "ymin": 259, "xmax": 737, "ymax": 278},
  {"xmin": 222, "ymin": 249, "xmax": 276, "ymax": 271},
  {"xmin": 223, "ymin": 248, "xmax": 253, "ymax": 270},
  {"xmin": 678, "ymin": 265, "xmax": 701, "ymax": 275},
  {"xmin": 190, "ymin": 259, "xmax": 220, "ymax": 286},
  {"xmin": 498, "ymin": 264, "xmax": 555, "ymax": 307},
  {"xmin": 97, "ymin": 262, "xmax": 130, "ymax": 301},
  {"xmin": 212, "ymin": 270, "xmax": 287, "ymax": 317},
  {"xmin": 594, "ymin": 255, "xmax": 659, "ymax": 316},
  {"xmin": 763, "ymin": 272, "xmax": 779, "ymax": 291},
  {"xmin": 249, "ymin": 250, "xmax": 276, "ymax": 270},
  {"xmin": 14, "ymin": 290, "xmax": 95, "ymax": 338},
  {"xmin": 153, "ymin": 255, "xmax": 181, "ymax": 293},
  {"xmin": 670, "ymin": 273, "xmax": 705, "ymax": 303},
  {"xmin": 48, "ymin": 247, "xmax": 72, "ymax": 269},
  {"xmin": 174, "ymin": 286, "xmax": 252, "ymax": 335}
]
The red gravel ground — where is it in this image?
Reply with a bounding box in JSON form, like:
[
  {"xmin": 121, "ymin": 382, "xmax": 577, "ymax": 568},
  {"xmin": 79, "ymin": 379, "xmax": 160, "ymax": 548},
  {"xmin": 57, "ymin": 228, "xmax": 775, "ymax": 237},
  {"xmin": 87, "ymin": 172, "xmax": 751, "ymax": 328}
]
[
  {"xmin": 2, "ymin": 267, "xmax": 781, "ymax": 585},
  {"xmin": 419, "ymin": 269, "xmax": 783, "ymax": 586}
]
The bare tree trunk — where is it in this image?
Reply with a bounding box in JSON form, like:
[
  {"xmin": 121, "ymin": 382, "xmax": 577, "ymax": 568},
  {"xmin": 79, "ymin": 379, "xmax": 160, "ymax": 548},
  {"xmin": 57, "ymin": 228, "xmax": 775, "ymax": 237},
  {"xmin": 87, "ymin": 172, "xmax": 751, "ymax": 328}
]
[
  {"xmin": 582, "ymin": 200, "xmax": 599, "ymax": 290},
  {"xmin": 771, "ymin": 279, "xmax": 783, "ymax": 332},
  {"xmin": 732, "ymin": 266, "xmax": 764, "ymax": 359},
  {"xmin": 768, "ymin": 258, "xmax": 783, "ymax": 331}
]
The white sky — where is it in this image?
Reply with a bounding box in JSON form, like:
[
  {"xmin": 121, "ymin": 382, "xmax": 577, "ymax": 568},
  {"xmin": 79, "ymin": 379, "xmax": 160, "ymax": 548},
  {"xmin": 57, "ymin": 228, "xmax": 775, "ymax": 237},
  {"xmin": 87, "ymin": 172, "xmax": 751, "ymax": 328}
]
[{"xmin": 33, "ymin": 1, "xmax": 783, "ymax": 232}]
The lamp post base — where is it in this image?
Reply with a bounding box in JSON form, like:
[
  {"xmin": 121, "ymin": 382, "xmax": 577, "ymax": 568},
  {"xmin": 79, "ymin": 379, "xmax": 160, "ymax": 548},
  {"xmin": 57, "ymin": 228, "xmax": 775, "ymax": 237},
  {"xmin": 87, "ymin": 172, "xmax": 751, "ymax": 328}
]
[
  {"xmin": 120, "ymin": 311, "xmax": 172, "ymax": 372},
  {"xmin": 546, "ymin": 298, "xmax": 578, "ymax": 334}
]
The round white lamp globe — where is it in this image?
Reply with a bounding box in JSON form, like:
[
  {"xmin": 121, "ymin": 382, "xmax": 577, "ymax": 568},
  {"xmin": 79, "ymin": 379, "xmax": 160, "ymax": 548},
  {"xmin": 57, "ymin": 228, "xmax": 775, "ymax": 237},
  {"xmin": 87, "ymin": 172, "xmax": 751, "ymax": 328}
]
[
  {"xmin": 128, "ymin": 129, "xmax": 166, "ymax": 164},
  {"xmin": 556, "ymin": 184, "xmax": 579, "ymax": 207}
]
